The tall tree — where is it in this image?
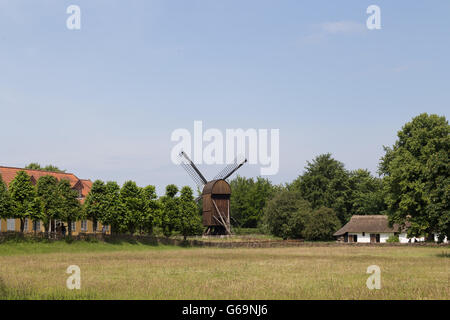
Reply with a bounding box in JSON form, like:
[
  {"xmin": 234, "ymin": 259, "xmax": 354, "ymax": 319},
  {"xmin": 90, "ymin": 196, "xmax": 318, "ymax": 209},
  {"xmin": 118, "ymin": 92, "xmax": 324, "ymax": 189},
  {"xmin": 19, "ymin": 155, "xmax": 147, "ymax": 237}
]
[
  {"xmin": 120, "ymin": 181, "xmax": 144, "ymax": 235},
  {"xmin": 290, "ymin": 154, "xmax": 352, "ymax": 224},
  {"xmin": 141, "ymin": 185, "xmax": 160, "ymax": 235},
  {"xmin": 57, "ymin": 179, "xmax": 81, "ymax": 236},
  {"xmin": 36, "ymin": 175, "xmax": 60, "ymax": 233},
  {"xmin": 9, "ymin": 171, "xmax": 36, "ymax": 232},
  {"xmin": 230, "ymin": 176, "xmax": 275, "ymax": 228},
  {"xmin": 348, "ymin": 169, "xmax": 386, "ymax": 215},
  {"xmin": 380, "ymin": 113, "xmax": 449, "ymax": 240},
  {"xmin": 178, "ymin": 186, "xmax": 203, "ymax": 240},
  {"xmin": 0, "ymin": 174, "xmax": 12, "ymax": 220},
  {"xmin": 160, "ymin": 184, "xmax": 179, "ymax": 237},
  {"xmin": 101, "ymin": 181, "xmax": 124, "ymax": 234},
  {"xmin": 84, "ymin": 180, "xmax": 107, "ymax": 233}
]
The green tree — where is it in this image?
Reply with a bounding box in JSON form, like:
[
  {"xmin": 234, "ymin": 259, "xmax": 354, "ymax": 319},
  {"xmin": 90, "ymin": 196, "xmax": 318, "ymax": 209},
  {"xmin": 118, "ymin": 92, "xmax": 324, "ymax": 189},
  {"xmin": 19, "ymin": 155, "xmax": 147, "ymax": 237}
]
[
  {"xmin": 380, "ymin": 113, "xmax": 449, "ymax": 241},
  {"xmin": 36, "ymin": 175, "xmax": 60, "ymax": 233},
  {"xmin": 57, "ymin": 179, "xmax": 81, "ymax": 236},
  {"xmin": 290, "ymin": 154, "xmax": 352, "ymax": 224},
  {"xmin": 120, "ymin": 181, "xmax": 144, "ymax": 235},
  {"xmin": 160, "ymin": 184, "xmax": 179, "ymax": 237},
  {"xmin": 101, "ymin": 181, "xmax": 124, "ymax": 234},
  {"xmin": 9, "ymin": 171, "xmax": 36, "ymax": 232},
  {"xmin": 141, "ymin": 185, "xmax": 160, "ymax": 235},
  {"xmin": 25, "ymin": 163, "xmax": 65, "ymax": 173},
  {"xmin": 0, "ymin": 174, "xmax": 12, "ymax": 220},
  {"xmin": 230, "ymin": 176, "xmax": 275, "ymax": 228},
  {"xmin": 348, "ymin": 169, "xmax": 386, "ymax": 215},
  {"xmin": 261, "ymin": 189, "xmax": 311, "ymax": 239},
  {"xmin": 178, "ymin": 186, "xmax": 203, "ymax": 240},
  {"xmin": 84, "ymin": 180, "xmax": 107, "ymax": 233},
  {"xmin": 303, "ymin": 207, "xmax": 341, "ymax": 241}
]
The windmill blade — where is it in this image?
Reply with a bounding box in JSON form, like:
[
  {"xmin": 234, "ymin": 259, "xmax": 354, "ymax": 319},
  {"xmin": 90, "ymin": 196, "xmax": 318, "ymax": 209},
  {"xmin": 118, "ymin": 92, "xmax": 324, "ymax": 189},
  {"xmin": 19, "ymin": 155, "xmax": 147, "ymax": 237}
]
[
  {"xmin": 179, "ymin": 151, "xmax": 208, "ymax": 189},
  {"xmin": 214, "ymin": 158, "xmax": 248, "ymax": 180}
]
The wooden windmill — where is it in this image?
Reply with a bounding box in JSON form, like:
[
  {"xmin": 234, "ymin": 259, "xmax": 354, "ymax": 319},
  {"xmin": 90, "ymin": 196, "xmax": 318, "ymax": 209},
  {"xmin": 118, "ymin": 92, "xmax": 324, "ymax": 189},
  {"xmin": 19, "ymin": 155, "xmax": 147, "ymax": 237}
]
[{"xmin": 178, "ymin": 151, "xmax": 247, "ymax": 235}]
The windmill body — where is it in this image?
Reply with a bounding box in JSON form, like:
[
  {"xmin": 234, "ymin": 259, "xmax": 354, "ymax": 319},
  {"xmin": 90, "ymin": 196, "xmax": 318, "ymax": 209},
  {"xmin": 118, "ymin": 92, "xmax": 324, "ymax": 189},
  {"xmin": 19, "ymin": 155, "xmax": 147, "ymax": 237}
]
[{"xmin": 179, "ymin": 151, "xmax": 247, "ymax": 235}]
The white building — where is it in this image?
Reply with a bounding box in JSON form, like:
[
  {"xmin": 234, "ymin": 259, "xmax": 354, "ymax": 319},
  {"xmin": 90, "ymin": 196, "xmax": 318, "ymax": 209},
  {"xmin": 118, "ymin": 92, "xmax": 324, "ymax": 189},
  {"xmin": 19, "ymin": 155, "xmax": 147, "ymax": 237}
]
[{"xmin": 333, "ymin": 215, "xmax": 442, "ymax": 243}]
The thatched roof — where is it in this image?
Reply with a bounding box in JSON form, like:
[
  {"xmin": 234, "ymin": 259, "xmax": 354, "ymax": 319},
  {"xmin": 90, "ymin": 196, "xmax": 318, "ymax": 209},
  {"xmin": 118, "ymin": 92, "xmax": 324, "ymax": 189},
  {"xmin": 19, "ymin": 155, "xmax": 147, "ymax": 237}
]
[{"xmin": 333, "ymin": 215, "xmax": 403, "ymax": 236}]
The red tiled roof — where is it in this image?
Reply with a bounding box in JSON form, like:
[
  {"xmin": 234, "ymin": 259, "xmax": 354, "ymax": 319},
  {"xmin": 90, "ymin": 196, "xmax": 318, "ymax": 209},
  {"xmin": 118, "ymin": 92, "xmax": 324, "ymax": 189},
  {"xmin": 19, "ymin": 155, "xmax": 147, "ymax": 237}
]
[{"xmin": 0, "ymin": 166, "xmax": 92, "ymax": 199}]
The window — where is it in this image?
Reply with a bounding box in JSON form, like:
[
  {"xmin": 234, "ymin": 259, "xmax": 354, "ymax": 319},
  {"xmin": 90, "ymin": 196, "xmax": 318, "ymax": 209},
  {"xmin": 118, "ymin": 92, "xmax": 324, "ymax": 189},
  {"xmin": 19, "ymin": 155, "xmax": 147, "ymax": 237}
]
[
  {"xmin": 71, "ymin": 222, "xmax": 76, "ymax": 232},
  {"xmin": 362, "ymin": 232, "xmax": 365, "ymax": 236},
  {"xmin": 33, "ymin": 221, "xmax": 41, "ymax": 232},
  {"xmin": 353, "ymin": 235, "xmax": 358, "ymax": 242},
  {"xmin": 7, "ymin": 219, "xmax": 15, "ymax": 231},
  {"xmin": 93, "ymin": 221, "xmax": 98, "ymax": 232},
  {"xmin": 24, "ymin": 218, "xmax": 29, "ymax": 232},
  {"xmin": 81, "ymin": 220, "xmax": 87, "ymax": 232}
]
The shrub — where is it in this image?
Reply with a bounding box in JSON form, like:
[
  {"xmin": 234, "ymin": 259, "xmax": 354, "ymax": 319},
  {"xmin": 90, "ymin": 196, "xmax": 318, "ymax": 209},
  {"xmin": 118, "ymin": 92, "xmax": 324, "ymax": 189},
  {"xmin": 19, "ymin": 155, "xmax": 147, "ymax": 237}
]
[
  {"xmin": 261, "ymin": 189, "xmax": 311, "ymax": 240},
  {"xmin": 303, "ymin": 207, "xmax": 341, "ymax": 241},
  {"xmin": 386, "ymin": 235, "xmax": 400, "ymax": 243}
]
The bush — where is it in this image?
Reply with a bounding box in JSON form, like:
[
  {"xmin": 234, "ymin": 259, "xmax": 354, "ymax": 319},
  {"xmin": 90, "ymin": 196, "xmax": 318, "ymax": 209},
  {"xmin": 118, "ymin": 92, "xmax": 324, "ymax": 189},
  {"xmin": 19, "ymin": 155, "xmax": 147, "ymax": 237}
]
[
  {"xmin": 261, "ymin": 190, "xmax": 311, "ymax": 240},
  {"xmin": 303, "ymin": 207, "xmax": 341, "ymax": 241},
  {"xmin": 386, "ymin": 235, "xmax": 400, "ymax": 243}
]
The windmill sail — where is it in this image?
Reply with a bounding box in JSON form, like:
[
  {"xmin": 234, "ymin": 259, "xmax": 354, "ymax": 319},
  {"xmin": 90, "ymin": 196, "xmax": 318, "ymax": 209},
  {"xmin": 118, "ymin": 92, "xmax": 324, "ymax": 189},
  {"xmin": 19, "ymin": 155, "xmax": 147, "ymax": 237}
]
[
  {"xmin": 179, "ymin": 151, "xmax": 208, "ymax": 189},
  {"xmin": 213, "ymin": 158, "xmax": 248, "ymax": 180}
]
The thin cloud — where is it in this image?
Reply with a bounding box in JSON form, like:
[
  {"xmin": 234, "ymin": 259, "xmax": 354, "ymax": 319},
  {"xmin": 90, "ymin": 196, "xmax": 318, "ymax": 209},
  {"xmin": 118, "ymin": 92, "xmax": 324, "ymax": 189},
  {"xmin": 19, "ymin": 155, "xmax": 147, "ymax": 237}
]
[
  {"xmin": 320, "ymin": 21, "xmax": 366, "ymax": 35},
  {"xmin": 300, "ymin": 20, "xmax": 367, "ymax": 44}
]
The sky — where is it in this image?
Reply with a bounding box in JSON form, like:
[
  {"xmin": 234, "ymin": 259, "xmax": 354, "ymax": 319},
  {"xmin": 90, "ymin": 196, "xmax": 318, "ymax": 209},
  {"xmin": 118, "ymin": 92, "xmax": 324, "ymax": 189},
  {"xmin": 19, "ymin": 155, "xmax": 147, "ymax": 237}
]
[{"xmin": 0, "ymin": 0, "xmax": 449, "ymax": 195}]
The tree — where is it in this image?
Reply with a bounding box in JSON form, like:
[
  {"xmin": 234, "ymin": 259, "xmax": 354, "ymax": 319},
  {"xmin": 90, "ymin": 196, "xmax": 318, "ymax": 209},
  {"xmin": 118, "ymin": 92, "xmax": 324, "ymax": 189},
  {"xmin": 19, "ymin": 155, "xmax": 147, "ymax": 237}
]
[
  {"xmin": 84, "ymin": 180, "xmax": 107, "ymax": 234},
  {"xmin": 380, "ymin": 113, "xmax": 449, "ymax": 240},
  {"xmin": 230, "ymin": 176, "xmax": 275, "ymax": 228},
  {"xmin": 101, "ymin": 181, "xmax": 124, "ymax": 234},
  {"xmin": 25, "ymin": 163, "xmax": 66, "ymax": 173},
  {"xmin": 0, "ymin": 174, "xmax": 12, "ymax": 220},
  {"xmin": 141, "ymin": 185, "xmax": 160, "ymax": 235},
  {"xmin": 120, "ymin": 181, "xmax": 144, "ymax": 235},
  {"xmin": 57, "ymin": 179, "xmax": 81, "ymax": 236},
  {"xmin": 261, "ymin": 189, "xmax": 311, "ymax": 239},
  {"xmin": 303, "ymin": 207, "xmax": 341, "ymax": 241},
  {"xmin": 9, "ymin": 171, "xmax": 36, "ymax": 232},
  {"xmin": 160, "ymin": 184, "xmax": 179, "ymax": 237},
  {"xmin": 290, "ymin": 154, "xmax": 352, "ymax": 224},
  {"xmin": 178, "ymin": 186, "xmax": 203, "ymax": 240},
  {"xmin": 348, "ymin": 169, "xmax": 386, "ymax": 215},
  {"xmin": 36, "ymin": 175, "xmax": 60, "ymax": 233}
]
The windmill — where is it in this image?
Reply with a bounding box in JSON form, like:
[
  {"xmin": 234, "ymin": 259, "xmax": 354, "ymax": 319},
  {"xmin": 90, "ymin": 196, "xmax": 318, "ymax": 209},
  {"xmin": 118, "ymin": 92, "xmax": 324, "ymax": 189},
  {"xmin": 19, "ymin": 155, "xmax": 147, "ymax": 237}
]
[{"xmin": 178, "ymin": 151, "xmax": 247, "ymax": 235}]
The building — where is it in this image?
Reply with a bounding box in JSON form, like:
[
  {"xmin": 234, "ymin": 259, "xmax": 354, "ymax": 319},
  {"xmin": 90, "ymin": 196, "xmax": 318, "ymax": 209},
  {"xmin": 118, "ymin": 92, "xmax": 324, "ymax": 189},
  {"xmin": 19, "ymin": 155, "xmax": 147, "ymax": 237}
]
[
  {"xmin": 0, "ymin": 166, "xmax": 109, "ymax": 235},
  {"xmin": 333, "ymin": 215, "xmax": 425, "ymax": 243}
]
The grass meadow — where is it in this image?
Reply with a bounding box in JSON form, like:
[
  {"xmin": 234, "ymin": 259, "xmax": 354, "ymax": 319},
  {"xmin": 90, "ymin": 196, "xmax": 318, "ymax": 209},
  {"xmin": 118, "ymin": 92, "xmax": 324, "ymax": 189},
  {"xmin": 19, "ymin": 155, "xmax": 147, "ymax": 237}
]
[{"xmin": 0, "ymin": 241, "xmax": 448, "ymax": 300}]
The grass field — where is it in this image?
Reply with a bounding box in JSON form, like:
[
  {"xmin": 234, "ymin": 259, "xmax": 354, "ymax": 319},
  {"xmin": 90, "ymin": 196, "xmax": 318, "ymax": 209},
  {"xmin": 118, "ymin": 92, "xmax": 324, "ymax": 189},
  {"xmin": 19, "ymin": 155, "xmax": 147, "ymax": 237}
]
[{"xmin": 0, "ymin": 241, "xmax": 448, "ymax": 299}]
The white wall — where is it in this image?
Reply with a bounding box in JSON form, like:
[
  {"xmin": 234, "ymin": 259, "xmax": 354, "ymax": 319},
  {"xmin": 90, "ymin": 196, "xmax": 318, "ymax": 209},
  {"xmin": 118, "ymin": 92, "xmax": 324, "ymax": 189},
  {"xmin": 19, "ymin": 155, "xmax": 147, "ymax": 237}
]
[
  {"xmin": 434, "ymin": 234, "xmax": 448, "ymax": 243},
  {"xmin": 348, "ymin": 232, "xmax": 425, "ymax": 243}
]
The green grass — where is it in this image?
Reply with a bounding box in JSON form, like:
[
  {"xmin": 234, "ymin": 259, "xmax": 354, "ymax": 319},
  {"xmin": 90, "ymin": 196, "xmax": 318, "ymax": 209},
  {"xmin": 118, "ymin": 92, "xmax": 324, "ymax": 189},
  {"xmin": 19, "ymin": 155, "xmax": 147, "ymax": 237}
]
[
  {"xmin": 0, "ymin": 241, "xmax": 448, "ymax": 300},
  {"xmin": 0, "ymin": 240, "xmax": 177, "ymax": 256}
]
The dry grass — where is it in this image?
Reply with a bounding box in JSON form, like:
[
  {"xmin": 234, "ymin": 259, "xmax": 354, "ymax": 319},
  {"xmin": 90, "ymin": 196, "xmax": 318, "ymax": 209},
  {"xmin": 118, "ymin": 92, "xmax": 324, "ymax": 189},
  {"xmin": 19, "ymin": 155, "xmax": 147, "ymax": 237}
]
[{"xmin": 0, "ymin": 243, "xmax": 448, "ymax": 299}]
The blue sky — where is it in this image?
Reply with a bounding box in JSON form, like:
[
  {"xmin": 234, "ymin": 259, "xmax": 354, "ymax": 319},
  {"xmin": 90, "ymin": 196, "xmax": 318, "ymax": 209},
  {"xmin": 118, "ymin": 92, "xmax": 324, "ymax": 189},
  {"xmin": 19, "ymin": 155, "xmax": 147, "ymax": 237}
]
[{"xmin": 1, "ymin": 0, "xmax": 449, "ymax": 195}]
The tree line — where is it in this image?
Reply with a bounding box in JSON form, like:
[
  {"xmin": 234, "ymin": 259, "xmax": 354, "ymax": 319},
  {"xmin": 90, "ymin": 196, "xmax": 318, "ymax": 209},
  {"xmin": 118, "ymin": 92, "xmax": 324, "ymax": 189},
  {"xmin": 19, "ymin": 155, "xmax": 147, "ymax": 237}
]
[
  {"xmin": 230, "ymin": 113, "xmax": 448, "ymax": 241},
  {"xmin": 0, "ymin": 113, "xmax": 448, "ymax": 242},
  {"xmin": 0, "ymin": 173, "xmax": 202, "ymax": 240}
]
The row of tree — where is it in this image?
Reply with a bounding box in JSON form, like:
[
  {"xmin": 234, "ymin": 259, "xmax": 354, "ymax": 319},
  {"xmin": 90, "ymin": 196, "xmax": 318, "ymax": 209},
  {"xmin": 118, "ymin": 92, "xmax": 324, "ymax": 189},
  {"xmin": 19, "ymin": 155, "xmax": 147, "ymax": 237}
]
[{"xmin": 0, "ymin": 172, "xmax": 202, "ymax": 240}]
